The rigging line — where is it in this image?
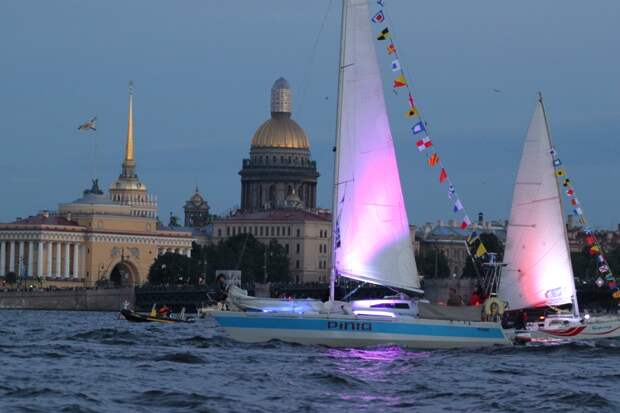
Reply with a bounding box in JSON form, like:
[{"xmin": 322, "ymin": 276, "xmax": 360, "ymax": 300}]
[
  {"xmin": 380, "ymin": 6, "xmax": 480, "ymax": 234},
  {"xmin": 298, "ymin": 0, "xmax": 334, "ymax": 113}
]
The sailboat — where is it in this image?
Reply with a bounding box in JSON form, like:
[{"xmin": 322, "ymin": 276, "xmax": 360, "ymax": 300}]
[
  {"xmin": 499, "ymin": 93, "xmax": 620, "ymax": 341},
  {"xmin": 210, "ymin": 0, "xmax": 509, "ymax": 349}
]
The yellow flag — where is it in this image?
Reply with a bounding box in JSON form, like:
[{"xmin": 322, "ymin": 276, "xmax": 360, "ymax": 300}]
[
  {"xmin": 556, "ymin": 168, "xmax": 566, "ymax": 177},
  {"xmin": 405, "ymin": 106, "xmax": 418, "ymax": 118},
  {"xmin": 475, "ymin": 243, "xmax": 487, "ymax": 258}
]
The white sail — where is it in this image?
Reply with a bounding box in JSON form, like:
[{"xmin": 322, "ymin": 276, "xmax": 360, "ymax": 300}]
[
  {"xmin": 332, "ymin": 0, "xmax": 420, "ymax": 291},
  {"xmin": 499, "ymin": 98, "xmax": 576, "ymax": 310}
]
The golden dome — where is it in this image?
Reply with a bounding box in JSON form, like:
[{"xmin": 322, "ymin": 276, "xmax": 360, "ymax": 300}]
[{"xmin": 251, "ymin": 114, "xmax": 309, "ymax": 149}]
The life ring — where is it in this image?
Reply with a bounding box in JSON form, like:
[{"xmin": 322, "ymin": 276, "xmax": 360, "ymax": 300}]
[{"xmin": 482, "ymin": 297, "xmax": 505, "ymax": 321}]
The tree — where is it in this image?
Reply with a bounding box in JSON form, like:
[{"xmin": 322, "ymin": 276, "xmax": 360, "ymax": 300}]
[
  {"xmin": 462, "ymin": 233, "xmax": 504, "ymax": 278},
  {"xmin": 416, "ymin": 249, "xmax": 450, "ymax": 278},
  {"xmin": 202, "ymin": 234, "xmax": 290, "ymax": 284},
  {"xmin": 148, "ymin": 252, "xmax": 196, "ymax": 286},
  {"xmin": 5, "ymin": 271, "xmax": 17, "ymax": 286}
]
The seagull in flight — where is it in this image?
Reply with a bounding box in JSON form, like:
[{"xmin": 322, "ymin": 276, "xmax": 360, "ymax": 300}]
[
  {"xmin": 492, "ymin": 89, "xmax": 502, "ymax": 93},
  {"xmin": 78, "ymin": 116, "xmax": 97, "ymax": 131}
]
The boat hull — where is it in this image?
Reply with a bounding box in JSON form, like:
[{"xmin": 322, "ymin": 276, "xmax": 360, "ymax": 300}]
[
  {"xmin": 211, "ymin": 311, "xmax": 510, "ymax": 349},
  {"xmin": 521, "ymin": 318, "xmax": 620, "ymax": 342},
  {"xmin": 120, "ymin": 309, "xmax": 194, "ymax": 324}
]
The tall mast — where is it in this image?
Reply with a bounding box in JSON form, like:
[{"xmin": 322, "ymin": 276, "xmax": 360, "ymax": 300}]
[
  {"xmin": 329, "ymin": 0, "xmax": 347, "ymax": 302},
  {"xmin": 539, "ymin": 91, "xmax": 580, "ymax": 317}
]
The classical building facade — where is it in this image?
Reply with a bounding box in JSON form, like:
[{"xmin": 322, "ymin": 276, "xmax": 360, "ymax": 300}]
[
  {"xmin": 192, "ymin": 78, "xmax": 331, "ymax": 284},
  {"xmin": 183, "ymin": 187, "xmax": 210, "ymax": 228},
  {"xmin": 0, "ymin": 83, "xmax": 193, "ymax": 287}
]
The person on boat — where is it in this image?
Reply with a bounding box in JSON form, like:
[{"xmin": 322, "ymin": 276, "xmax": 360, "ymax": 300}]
[
  {"xmin": 447, "ymin": 288, "xmax": 464, "ymax": 306},
  {"xmin": 215, "ymin": 274, "xmax": 228, "ymax": 303},
  {"xmin": 469, "ymin": 289, "xmax": 481, "ymax": 306},
  {"xmin": 158, "ymin": 305, "xmax": 171, "ymax": 317}
]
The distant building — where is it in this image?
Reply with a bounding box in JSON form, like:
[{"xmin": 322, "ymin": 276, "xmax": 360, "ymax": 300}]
[
  {"xmin": 417, "ymin": 214, "xmax": 507, "ymax": 277},
  {"xmin": 192, "ymin": 78, "xmax": 331, "ymax": 283},
  {"xmin": 183, "ymin": 187, "xmax": 211, "ymax": 228},
  {"xmin": 0, "ymin": 83, "xmax": 193, "ymax": 287}
]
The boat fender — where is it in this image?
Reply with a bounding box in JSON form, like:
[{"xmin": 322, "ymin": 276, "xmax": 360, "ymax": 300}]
[{"xmin": 482, "ymin": 297, "xmax": 505, "ymax": 321}]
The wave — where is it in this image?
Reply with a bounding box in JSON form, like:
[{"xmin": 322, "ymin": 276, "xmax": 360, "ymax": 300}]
[
  {"xmin": 117, "ymin": 389, "xmax": 234, "ymax": 409},
  {"xmin": 155, "ymin": 352, "xmax": 206, "ymax": 364},
  {"xmin": 67, "ymin": 328, "xmax": 139, "ymax": 344}
]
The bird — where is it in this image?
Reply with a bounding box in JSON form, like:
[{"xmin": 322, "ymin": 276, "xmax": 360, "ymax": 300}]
[
  {"xmin": 78, "ymin": 116, "xmax": 97, "ymax": 131},
  {"xmin": 492, "ymin": 89, "xmax": 502, "ymax": 93}
]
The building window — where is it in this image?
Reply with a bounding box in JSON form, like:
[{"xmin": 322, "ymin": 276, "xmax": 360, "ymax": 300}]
[
  {"xmin": 296, "ymin": 260, "xmax": 300, "ymax": 269},
  {"xmin": 254, "ymin": 226, "xmax": 258, "ymax": 235},
  {"xmin": 296, "ymin": 243, "xmax": 300, "ymax": 254},
  {"xmin": 271, "ymin": 227, "xmax": 275, "ymax": 236},
  {"xmin": 277, "ymin": 227, "xmax": 280, "ymax": 236},
  {"xmin": 260, "ymin": 227, "xmax": 264, "ymax": 236},
  {"xmin": 226, "ymin": 227, "xmax": 230, "ymax": 236},
  {"xmin": 287, "ymin": 227, "xmax": 291, "ymax": 237},
  {"xmin": 218, "ymin": 228, "xmax": 222, "ymax": 237},
  {"xmin": 296, "ymin": 229, "xmax": 301, "ymax": 237}
]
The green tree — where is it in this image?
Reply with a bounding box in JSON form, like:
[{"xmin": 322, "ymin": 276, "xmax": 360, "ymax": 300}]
[
  {"xmin": 462, "ymin": 233, "xmax": 504, "ymax": 278},
  {"xmin": 416, "ymin": 249, "xmax": 450, "ymax": 278},
  {"xmin": 202, "ymin": 234, "xmax": 291, "ymax": 284},
  {"xmin": 5, "ymin": 271, "xmax": 17, "ymax": 286},
  {"xmin": 148, "ymin": 252, "xmax": 196, "ymax": 285}
]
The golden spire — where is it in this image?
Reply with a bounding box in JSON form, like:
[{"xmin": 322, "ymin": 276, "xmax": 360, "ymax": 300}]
[{"xmin": 125, "ymin": 81, "xmax": 134, "ymax": 161}]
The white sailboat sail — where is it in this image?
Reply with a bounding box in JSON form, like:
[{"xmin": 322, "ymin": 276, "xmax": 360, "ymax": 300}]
[
  {"xmin": 332, "ymin": 0, "xmax": 420, "ymax": 291},
  {"xmin": 499, "ymin": 98, "xmax": 576, "ymax": 310}
]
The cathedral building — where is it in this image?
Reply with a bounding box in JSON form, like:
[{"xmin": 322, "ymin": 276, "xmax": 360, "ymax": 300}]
[
  {"xmin": 0, "ymin": 83, "xmax": 193, "ymax": 287},
  {"xmin": 190, "ymin": 78, "xmax": 332, "ymax": 284}
]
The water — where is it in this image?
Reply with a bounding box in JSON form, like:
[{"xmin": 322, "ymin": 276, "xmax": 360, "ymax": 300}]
[{"xmin": 0, "ymin": 311, "xmax": 618, "ymax": 413}]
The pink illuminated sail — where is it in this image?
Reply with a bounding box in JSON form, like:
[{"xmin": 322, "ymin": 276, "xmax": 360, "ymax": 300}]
[
  {"xmin": 332, "ymin": 0, "xmax": 419, "ymax": 291},
  {"xmin": 499, "ymin": 98, "xmax": 576, "ymax": 309}
]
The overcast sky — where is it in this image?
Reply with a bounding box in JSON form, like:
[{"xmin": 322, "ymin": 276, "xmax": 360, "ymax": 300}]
[{"xmin": 1, "ymin": 0, "xmax": 618, "ymax": 228}]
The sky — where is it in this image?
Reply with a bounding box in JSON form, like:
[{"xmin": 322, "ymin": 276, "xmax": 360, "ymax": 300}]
[{"xmin": 1, "ymin": 0, "xmax": 618, "ymax": 228}]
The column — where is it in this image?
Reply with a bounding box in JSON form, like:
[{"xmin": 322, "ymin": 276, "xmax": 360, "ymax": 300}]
[
  {"xmin": 37, "ymin": 241, "xmax": 44, "ymax": 277},
  {"xmin": 73, "ymin": 244, "xmax": 79, "ymax": 278},
  {"xmin": 18, "ymin": 241, "xmax": 24, "ymax": 276},
  {"xmin": 186, "ymin": 248, "xmax": 191, "ymax": 258},
  {"xmin": 0, "ymin": 241, "xmax": 5, "ymax": 276},
  {"xmin": 27, "ymin": 242, "xmax": 34, "ymax": 277},
  {"xmin": 56, "ymin": 242, "xmax": 62, "ymax": 278},
  {"xmin": 9, "ymin": 241, "xmax": 15, "ymax": 273},
  {"xmin": 47, "ymin": 242, "xmax": 52, "ymax": 277},
  {"xmin": 64, "ymin": 243, "xmax": 71, "ymax": 278}
]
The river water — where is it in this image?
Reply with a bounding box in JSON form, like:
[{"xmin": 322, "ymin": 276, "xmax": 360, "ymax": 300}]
[{"xmin": 0, "ymin": 310, "xmax": 617, "ymax": 413}]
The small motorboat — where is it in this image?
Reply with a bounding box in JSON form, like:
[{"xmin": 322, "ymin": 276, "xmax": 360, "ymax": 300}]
[{"xmin": 120, "ymin": 304, "xmax": 195, "ymax": 323}]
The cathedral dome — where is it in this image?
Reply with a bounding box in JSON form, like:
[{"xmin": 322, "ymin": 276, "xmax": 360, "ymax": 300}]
[
  {"xmin": 251, "ymin": 115, "xmax": 309, "ymax": 149},
  {"xmin": 250, "ymin": 77, "xmax": 310, "ymax": 150}
]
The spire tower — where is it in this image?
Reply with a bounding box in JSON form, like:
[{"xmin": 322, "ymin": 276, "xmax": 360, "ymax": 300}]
[{"xmin": 122, "ymin": 81, "xmax": 136, "ymax": 178}]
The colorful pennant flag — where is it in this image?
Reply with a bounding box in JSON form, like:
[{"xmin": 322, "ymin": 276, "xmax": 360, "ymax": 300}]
[
  {"xmin": 371, "ymin": 10, "xmax": 385, "ymax": 23},
  {"xmin": 377, "ymin": 0, "xmax": 385, "ymax": 7},
  {"xmin": 590, "ymin": 245, "xmax": 601, "ymax": 255},
  {"xmin": 391, "ymin": 59, "xmax": 401, "ymax": 72},
  {"xmin": 393, "ymin": 74, "xmax": 407, "ymax": 88},
  {"xmin": 377, "ymin": 28, "xmax": 390, "ymax": 40},
  {"xmin": 596, "ymin": 255, "xmax": 605, "ymax": 264},
  {"xmin": 578, "ymin": 215, "xmax": 587, "ymax": 225},
  {"xmin": 428, "ymin": 152, "xmax": 439, "ymax": 167},
  {"xmin": 448, "ymin": 184, "xmax": 455, "ymax": 199},
  {"xmin": 405, "ymin": 106, "xmax": 418, "ymax": 118},
  {"xmin": 599, "ymin": 264, "xmax": 610, "ymax": 274},
  {"xmin": 549, "ymin": 148, "xmax": 557, "ymax": 156},
  {"xmin": 585, "ymin": 235, "xmax": 595, "ymax": 245},
  {"xmin": 460, "ymin": 215, "xmax": 471, "ymax": 230},
  {"xmin": 553, "ymin": 159, "xmax": 562, "ymax": 167},
  {"xmin": 574, "ymin": 207, "xmax": 583, "ymax": 215},
  {"xmin": 412, "ymin": 122, "xmax": 426, "ymax": 134},
  {"xmin": 475, "ymin": 242, "xmax": 487, "ymax": 258},
  {"xmin": 408, "ymin": 93, "xmax": 415, "ymax": 108},
  {"xmin": 556, "ymin": 168, "xmax": 566, "ymax": 177},
  {"xmin": 453, "ymin": 198, "xmax": 464, "ymax": 212},
  {"xmin": 570, "ymin": 198, "xmax": 578, "ymax": 206},
  {"xmin": 563, "ymin": 178, "xmax": 571, "ymax": 187},
  {"xmin": 439, "ymin": 168, "xmax": 447, "ymax": 184},
  {"xmin": 387, "ymin": 43, "xmax": 396, "ymax": 55},
  {"xmin": 416, "ymin": 137, "xmax": 432, "ymax": 151}
]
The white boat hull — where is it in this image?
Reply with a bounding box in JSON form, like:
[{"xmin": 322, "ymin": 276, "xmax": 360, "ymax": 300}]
[
  {"xmin": 516, "ymin": 317, "xmax": 620, "ymax": 343},
  {"xmin": 212, "ymin": 311, "xmax": 510, "ymax": 349}
]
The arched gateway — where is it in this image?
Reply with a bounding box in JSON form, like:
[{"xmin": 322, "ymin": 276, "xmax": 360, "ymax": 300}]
[{"xmin": 109, "ymin": 261, "xmax": 138, "ymax": 287}]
